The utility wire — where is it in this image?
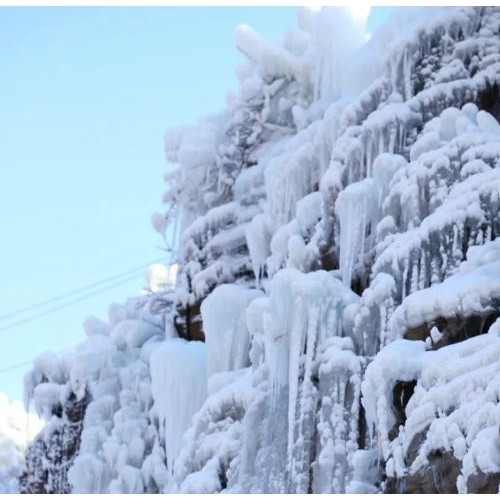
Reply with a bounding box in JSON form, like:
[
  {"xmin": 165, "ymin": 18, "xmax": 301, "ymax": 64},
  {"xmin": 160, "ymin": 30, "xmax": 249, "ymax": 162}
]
[
  {"xmin": 0, "ymin": 270, "xmax": 147, "ymax": 335},
  {"xmin": 0, "ymin": 348, "xmax": 69, "ymax": 375},
  {"xmin": 0, "ymin": 257, "xmax": 170, "ymax": 372},
  {"xmin": 0, "ymin": 358, "xmax": 34, "ymax": 375},
  {"xmin": 0, "ymin": 257, "xmax": 165, "ymax": 323}
]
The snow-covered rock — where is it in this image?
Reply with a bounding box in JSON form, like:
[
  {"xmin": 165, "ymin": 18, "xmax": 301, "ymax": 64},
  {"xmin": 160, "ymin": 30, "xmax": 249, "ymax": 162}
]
[{"xmin": 22, "ymin": 5, "xmax": 500, "ymax": 494}]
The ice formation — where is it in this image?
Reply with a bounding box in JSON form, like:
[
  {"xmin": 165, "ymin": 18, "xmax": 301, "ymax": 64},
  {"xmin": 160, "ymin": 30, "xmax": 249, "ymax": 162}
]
[
  {"xmin": 363, "ymin": 325, "xmax": 500, "ymax": 493},
  {"xmin": 22, "ymin": 6, "xmax": 500, "ymax": 494},
  {"xmin": 0, "ymin": 394, "xmax": 43, "ymax": 493},
  {"xmin": 200, "ymin": 284, "xmax": 262, "ymax": 379},
  {"xmin": 150, "ymin": 339, "xmax": 207, "ymax": 474},
  {"xmin": 22, "ymin": 284, "xmax": 175, "ymax": 493}
]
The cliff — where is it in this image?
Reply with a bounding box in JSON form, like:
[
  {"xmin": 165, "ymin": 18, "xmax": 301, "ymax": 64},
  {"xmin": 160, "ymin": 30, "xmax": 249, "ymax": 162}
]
[{"xmin": 22, "ymin": 6, "xmax": 500, "ymax": 494}]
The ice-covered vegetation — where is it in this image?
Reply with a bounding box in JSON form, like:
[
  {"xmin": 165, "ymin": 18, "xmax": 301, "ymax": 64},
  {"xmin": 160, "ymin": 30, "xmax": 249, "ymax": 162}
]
[{"xmin": 22, "ymin": 6, "xmax": 500, "ymax": 494}]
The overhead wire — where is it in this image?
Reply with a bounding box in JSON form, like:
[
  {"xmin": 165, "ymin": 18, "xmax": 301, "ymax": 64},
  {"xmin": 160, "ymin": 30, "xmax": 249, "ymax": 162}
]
[
  {"xmin": 0, "ymin": 257, "xmax": 165, "ymax": 323},
  {"xmin": 0, "ymin": 257, "xmax": 170, "ymax": 373},
  {"xmin": 0, "ymin": 270, "xmax": 147, "ymax": 335},
  {"xmin": 0, "ymin": 348, "xmax": 69, "ymax": 375}
]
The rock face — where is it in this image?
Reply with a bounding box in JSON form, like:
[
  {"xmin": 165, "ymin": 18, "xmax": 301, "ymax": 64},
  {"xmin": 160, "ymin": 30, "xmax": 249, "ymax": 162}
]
[{"xmin": 22, "ymin": 6, "xmax": 500, "ymax": 494}]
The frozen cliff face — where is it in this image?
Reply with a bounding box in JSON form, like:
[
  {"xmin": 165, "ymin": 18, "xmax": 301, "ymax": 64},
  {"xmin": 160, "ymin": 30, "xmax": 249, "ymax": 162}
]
[
  {"xmin": 22, "ymin": 283, "xmax": 175, "ymax": 494},
  {"xmin": 23, "ymin": 6, "xmax": 500, "ymax": 494},
  {"xmin": 161, "ymin": 6, "xmax": 500, "ymax": 494}
]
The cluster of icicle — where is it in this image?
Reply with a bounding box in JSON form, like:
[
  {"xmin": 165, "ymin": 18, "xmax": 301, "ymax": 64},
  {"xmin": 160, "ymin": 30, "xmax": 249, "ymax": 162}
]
[
  {"xmin": 24, "ymin": 287, "xmax": 179, "ymax": 493},
  {"xmin": 25, "ymin": 6, "xmax": 500, "ymax": 493},
  {"xmin": 160, "ymin": 6, "xmax": 500, "ymax": 493}
]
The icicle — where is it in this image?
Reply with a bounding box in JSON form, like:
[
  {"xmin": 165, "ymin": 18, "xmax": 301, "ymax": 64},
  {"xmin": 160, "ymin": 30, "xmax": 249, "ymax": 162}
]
[
  {"xmin": 410, "ymin": 252, "xmax": 420, "ymax": 294},
  {"xmin": 439, "ymin": 241, "xmax": 448, "ymax": 280},
  {"xmin": 418, "ymin": 246, "xmax": 427, "ymax": 291},
  {"xmin": 149, "ymin": 339, "xmax": 207, "ymax": 474},
  {"xmin": 430, "ymin": 253, "xmax": 441, "ymax": 286},
  {"xmin": 366, "ymin": 135, "xmax": 373, "ymax": 178},
  {"xmin": 336, "ymin": 179, "xmax": 378, "ymax": 286},
  {"xmin": 388, "ymin": 124, "xmax": 397, "ymax": 154},
  {"xmin": 401, "ymin": 258, "xmax": 409, "ymax": 300}
]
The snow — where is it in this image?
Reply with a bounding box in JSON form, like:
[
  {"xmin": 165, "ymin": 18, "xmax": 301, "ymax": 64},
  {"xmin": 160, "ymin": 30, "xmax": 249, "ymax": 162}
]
[
  {"xmin": 23, "ymin": 283, "xmax": 175, "ymax": 494},
  {"xmin": 477, "ymin": 109, "xmax": 500, "ymax": 134},
  {"xmin": 365, "ymin": 327, "xmax": 500, "ymax": 492},
  {"xmin": 22, "ymin": 5, "xmax": 500, "ymax": 494},
  {"xmin": 361, "ymin": 339, "xmax": 427, "ymax": 459},
  {"xmin": 32, "ymin": 382, "xmax": 62, "ymax": 419},
  {"xmin": 68, "ymin": 454, "xmax": 107, "ymax": 494},
  {"xmin": 108, "ymin": 302, "xmax": 128, "ymax": 327},
  {"xmin": 110, "ymin": 319, "xmax": 163, "ymax": 349},
  {"xmin": 373, "ymin": 165, "xmax": 500, "ymax": 302},
  {"xmin": 410, "ymin": 130, "xmax": 441, "ymax": 161},
  {"xmin": 392, "ymin": 259, "xmax": 500, "ymax": 338},
  {"xmin": 346, "ymin": 449, "xmax": 382, "ymax": 494},
  {"xmin": 169, "ymin": 368, "xmax": 256, "ymax": 494},
  {"xmin": 295, "ymin": 190, "xmax": 322, "ymax": 234},
  {"xmin": 314, "ymin": 336, "xmax": 363, "ymax": 492},
  {"xmin": 263, "ymin": 128, "xmax": 319, "ymax": 226},
  {"xmin": 267, "ymin": 219, "xmax": 300, "ymax": 276},
  {"xmin": 147, "ymin": 5, "xmax": 500, "ymax": 493},
  {"xmin": 83, "ymin": 315, "xmax": 110, "ymax": 337},
  {"xmin": 235, "ymin": 23, "xmax": 307, "ymax": 92},
  {"xmin": 351, "ymin": 272, "xmax": 396, "ymax": 354},
  {"xmin": 372, "ymin": 153, "xmax": 407, "ymax": 205},
  {"xmin": 165, "ymin": 117, "xmax": 220, "ymax": 174},
  {"xmin": 32, "ymin": 351, "xmax": 65, "ymax": 385}
]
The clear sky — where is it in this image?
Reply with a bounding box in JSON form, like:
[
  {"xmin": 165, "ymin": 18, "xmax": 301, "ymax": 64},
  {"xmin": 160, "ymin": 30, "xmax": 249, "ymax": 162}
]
[{"xmin": 0, "ymin": 6, "xmax": 392, "ymax": 402}]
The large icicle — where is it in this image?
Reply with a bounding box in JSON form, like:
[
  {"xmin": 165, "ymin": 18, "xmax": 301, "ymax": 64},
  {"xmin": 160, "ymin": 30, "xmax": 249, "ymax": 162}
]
[
  {"xmin": 335, "ymin": 178, "xmax": 378, "ymax": 286},
  {"xmin": 149, "ymin": 339, "xmax": 207, "ymax": 475},
  {"xmin": 201, "ymin": 284, "xmax": 263, "ymax": 381}
]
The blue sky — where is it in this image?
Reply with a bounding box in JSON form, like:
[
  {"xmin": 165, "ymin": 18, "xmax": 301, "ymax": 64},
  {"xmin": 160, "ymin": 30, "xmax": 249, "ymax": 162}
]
[{"xmin": 0, "ymin": 7, "xmax": 391, "ymax": 402}]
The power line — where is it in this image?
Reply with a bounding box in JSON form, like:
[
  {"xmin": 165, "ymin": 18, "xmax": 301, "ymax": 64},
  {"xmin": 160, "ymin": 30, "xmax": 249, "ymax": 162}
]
[
  {"xmin": 0, "ymin": 348, "xmax": 69, "ymax": 375},
  {"xmin": 0, "ymin": 358, "xmax": 34, "ymax": 375},
  {"xmin": 0, "ymin": 270, "xmax": 148, "ymax": 335},
  {"xmin": 0, "ymin": 257, "xmax": 165, "ymax": 323},
  {"xmin": 0, "ymin": 257, "xmax": 171, "ymax": 372}
]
